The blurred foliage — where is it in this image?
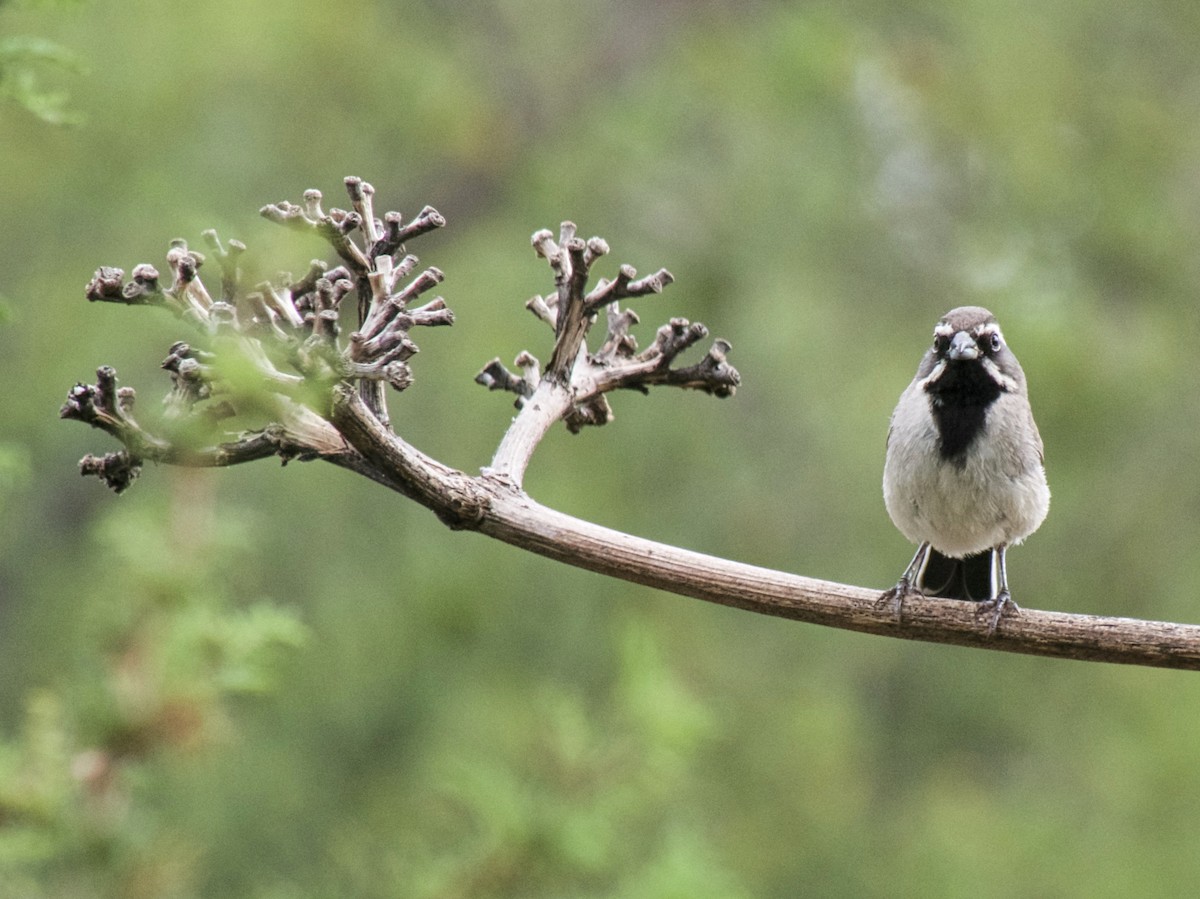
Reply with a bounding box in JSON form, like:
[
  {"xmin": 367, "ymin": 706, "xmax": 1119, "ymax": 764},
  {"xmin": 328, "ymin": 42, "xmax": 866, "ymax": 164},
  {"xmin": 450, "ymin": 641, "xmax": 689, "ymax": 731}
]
[
  {"xmin": 0, "ymin": 0, "xmax": 85, "ymax": 125},
  {"xmin": 4, "ymin": 0, "xmax": 1200, "ymax": 896},
  {"xmin": 0, "ymin": 479, "xmax": 308, "ymax": 896}
]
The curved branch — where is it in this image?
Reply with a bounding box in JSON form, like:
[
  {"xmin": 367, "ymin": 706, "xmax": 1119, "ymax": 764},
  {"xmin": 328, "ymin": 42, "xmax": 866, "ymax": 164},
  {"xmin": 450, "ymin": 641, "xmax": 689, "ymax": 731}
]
[
  {"xmin": 483, "ymin": 495, "xmax": 1200, "ymax": 669},
  {"xmin": 328, "ymin": 385, "xmax": 486, "ymax": 528},
  {"xmin": 328, "ymin": 388, "xmax": 1200, "ymax": 671}
]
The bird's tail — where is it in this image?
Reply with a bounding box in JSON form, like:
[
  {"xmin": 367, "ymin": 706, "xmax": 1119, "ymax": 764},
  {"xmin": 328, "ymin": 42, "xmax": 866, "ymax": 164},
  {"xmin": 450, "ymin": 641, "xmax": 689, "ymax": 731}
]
[{"xmin": 919, "ymin": 548, "xmax": 993, "ymax": 602}]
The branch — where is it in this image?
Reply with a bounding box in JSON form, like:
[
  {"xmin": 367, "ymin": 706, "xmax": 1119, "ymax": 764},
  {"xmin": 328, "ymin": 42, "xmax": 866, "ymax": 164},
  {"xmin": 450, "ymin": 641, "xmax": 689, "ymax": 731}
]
[
  {"xmin": 323, "ymin": 387, "xmax": 1200, "ymax": 670},
  {"xmin": 61, "ymin": 177, "xmax": 1200, "ymax": 671},
  {"xmin": 60, "ymin": 364, "xmax": 356, "ymax": 492}
]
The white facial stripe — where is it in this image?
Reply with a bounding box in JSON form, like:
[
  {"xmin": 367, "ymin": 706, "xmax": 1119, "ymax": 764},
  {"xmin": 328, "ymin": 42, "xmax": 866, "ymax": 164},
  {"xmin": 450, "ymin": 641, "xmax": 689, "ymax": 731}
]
[
  {"xmin": 917, "ymin": 359, "xmax": 947, "ymax": 389},
  {"xmin": 933, "ymin": 322, "xmax": 955, "ymax": 339},
  {"xmin": 981, "ymin": 356, "xmax": 1017, "ymax": 391}
]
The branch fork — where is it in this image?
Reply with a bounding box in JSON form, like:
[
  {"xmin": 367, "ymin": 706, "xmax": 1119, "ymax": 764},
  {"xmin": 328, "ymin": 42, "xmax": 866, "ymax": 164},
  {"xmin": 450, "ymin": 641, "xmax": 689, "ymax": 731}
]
[{"xmin": 478, "ymin": 220, "xmax": 740, "ymax": 473}]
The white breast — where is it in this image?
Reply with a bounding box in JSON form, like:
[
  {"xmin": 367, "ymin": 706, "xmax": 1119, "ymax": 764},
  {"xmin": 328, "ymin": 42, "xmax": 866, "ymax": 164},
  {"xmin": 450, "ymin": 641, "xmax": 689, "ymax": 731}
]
[{"xmin": 883, "ymin": 387, "xmax": 1050, "ymax": 558}]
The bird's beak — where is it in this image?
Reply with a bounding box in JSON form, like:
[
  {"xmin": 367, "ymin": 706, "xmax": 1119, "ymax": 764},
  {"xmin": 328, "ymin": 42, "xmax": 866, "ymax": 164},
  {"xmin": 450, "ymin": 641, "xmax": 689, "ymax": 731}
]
[{"xmin": 947, "ymin": 331, "xmax": 979, "ymax": 361}]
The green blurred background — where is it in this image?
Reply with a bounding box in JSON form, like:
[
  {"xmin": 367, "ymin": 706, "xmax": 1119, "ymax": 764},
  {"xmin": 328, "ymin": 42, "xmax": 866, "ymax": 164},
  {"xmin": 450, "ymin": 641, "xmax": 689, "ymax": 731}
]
[{"xmin": 4, "ymin": 0, "xmax": 1200, "ymax": 895}]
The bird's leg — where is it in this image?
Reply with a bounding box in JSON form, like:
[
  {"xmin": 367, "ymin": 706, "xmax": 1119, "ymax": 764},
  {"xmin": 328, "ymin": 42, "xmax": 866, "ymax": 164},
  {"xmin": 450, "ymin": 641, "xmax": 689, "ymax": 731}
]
[
  {"xmin": 976, "ymin": 543, "xmax": 1020, "ymax": 635},
  {"xmin": 876, "ymin": 542, "xmax": 931, "ymax": 623}
]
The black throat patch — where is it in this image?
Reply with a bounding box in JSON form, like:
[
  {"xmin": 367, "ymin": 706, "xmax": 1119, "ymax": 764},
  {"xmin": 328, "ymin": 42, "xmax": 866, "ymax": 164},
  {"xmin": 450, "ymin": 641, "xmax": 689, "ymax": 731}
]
[{"xmin": 925, "ymin": 360, "xmax": 1003, "ymax": 466}]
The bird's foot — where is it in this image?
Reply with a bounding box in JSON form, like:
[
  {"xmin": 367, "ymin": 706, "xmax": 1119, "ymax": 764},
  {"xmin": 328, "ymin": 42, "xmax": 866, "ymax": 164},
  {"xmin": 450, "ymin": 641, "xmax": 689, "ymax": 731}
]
[
  {"xmin": 976, "ymin": 590, "xmax": 1020, "ymax": 637},
  {"xmin": 876, "ymin": 581, "xmax": 921, "ymax": 624}
]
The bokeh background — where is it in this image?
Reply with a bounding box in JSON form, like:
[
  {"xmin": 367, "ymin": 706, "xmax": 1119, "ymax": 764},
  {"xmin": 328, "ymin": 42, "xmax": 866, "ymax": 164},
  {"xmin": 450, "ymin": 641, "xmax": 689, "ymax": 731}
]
[{"xmin": 4, "ymin": 0, "xmax": 1200, "ymax": 896}]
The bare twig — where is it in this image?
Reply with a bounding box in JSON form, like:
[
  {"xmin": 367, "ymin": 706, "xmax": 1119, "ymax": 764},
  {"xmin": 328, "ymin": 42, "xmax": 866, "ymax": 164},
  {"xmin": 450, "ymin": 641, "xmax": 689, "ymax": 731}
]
[{"xmin": 61, "ymin": 365, "xmax": 353, "ymax": 492}]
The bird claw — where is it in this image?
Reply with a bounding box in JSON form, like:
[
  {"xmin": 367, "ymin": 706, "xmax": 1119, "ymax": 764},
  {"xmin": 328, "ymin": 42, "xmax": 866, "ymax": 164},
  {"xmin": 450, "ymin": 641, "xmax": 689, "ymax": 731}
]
[
  {"xmin": 876, "ymin": 581, "xmax": 921, "ymax": 624},
  {"xmin": 976, "ymin": 590, "xmax": 1020, "ymax": 636}
]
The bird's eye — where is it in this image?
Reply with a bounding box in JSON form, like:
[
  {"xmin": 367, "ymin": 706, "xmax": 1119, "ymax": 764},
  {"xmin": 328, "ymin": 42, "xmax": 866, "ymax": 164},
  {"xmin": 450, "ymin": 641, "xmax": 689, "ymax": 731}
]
[
  {"xmin": 987, "ymin": 332, "xmax": 1003, "ymax": 353},
  {"xmin": 933, "ymin": 334, "xmax": 948, "ymax": 354}
]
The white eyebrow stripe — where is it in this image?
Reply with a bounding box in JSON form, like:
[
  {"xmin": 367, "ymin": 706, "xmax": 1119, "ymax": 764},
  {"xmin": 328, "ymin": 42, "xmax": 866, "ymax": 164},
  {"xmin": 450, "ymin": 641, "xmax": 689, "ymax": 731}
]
[{"xmin": 975, "ymin": 322, "xmax": 1004, "ymax": 342}]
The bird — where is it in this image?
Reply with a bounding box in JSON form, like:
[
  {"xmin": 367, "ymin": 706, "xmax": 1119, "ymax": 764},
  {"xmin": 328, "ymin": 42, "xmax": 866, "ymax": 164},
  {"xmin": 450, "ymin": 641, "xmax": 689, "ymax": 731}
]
[{"xmin": 879, "ymin": 306, "xmax": 1050, "ymax": 634}]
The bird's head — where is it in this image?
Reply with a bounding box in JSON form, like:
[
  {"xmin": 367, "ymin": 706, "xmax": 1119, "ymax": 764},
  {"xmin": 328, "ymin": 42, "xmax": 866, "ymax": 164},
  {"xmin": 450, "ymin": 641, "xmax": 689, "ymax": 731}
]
[{"xmin": 919, "ymin": 306, "xmax": 1023, "ymax": 396}]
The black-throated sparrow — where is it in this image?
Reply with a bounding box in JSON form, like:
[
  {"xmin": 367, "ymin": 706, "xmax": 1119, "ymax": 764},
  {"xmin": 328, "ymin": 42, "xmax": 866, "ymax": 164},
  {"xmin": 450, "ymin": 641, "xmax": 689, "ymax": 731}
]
[{"xmin": 879, "ymin": 306, "xmax": 1049, "ymax": 633}]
